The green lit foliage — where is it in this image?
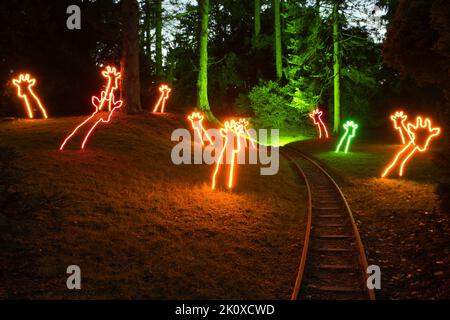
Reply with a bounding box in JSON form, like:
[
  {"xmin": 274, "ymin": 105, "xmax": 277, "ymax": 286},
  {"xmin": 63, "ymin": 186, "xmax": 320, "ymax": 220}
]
[
  {"xmin": 284, "ymin": 0, "xmax": 383, "ymax": 128},
  {"xmin": 284, "ymin": 1, "xmax": 331, "ymax": 111},
  {"xmin": 163, "ymin": 0, "xmax": 386, "ymax": 130},
  {"xmin": 244, "ymin": 81, "xmax": 303, "ymax": 128},
  {"xmin": 341, "ymin": 61, "xmax": 378, "ymax": 122},
  {"xmin": 241, "ymin": 2, "xmax": 323, "ymax": 128},
  {"xmin": 339, "ymin": 21, "xmax": 381, "ymax": 123},
  {"xmin": 290, "ymin": 87, "xmax": 316, "ymax": 112}
]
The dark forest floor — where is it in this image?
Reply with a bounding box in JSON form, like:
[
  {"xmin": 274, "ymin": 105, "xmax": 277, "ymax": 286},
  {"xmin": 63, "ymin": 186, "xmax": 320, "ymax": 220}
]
[
  {"xmin": 290, "ymin": 138, "xmax": 450, "ymax": 299},
  {"xmin": 0, "ymin": 113, "xmax": 307, "ymax": 299}
]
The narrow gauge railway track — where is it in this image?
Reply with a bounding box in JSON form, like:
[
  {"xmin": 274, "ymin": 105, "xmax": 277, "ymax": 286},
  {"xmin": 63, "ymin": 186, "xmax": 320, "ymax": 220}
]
[{"xmin": 281, "ymin": 145, "xmax": 375, "ymax": 300}]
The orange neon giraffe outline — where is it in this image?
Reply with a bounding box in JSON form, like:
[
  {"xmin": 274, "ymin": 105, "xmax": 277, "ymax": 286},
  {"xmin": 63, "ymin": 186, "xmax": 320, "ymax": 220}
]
[
  {"xmin": 12, "ymin": 74, "xmax": 48, "ymax": 119},
  {"xmin": 188, "ymin": 111, "xmax": 214, "ymax": 145},
  {"xmin": 80, "ymin": 94, "xmax": 123, "ymax": 149},
  {"xmin": 238, "ymin": 118, "xmax": 257, "ymax": 149},
  {"xmin": 98, "ymin": 66, "xmax": 121, "ymax": 112},
  {"xmin": 59, "ymin": 66, "xmax": 123, "ymax": 150},
  {"xmin": 390, "ymin": 111, "xmax": 411, "ymax": 144},
  {"xmin": 309, "ymin": 108, "xmax": 329, "ymax": 139},
  {"xmin": 212, "ymin": 120, "xmax": 244, "ymax": 190},
  {"xmin": 152, "ymin": 84, "xmax": 172, "ymax": 113},
  {"xmin": 382, "ymin": 116, "xmax": 441, "ymax": 178}
]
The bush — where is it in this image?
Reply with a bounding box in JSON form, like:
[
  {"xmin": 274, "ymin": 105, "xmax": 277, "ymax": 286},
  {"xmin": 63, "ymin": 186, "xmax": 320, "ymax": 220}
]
[{"xmin": 243, "ymin": 81, "xmax": 309, "ymax": 129}]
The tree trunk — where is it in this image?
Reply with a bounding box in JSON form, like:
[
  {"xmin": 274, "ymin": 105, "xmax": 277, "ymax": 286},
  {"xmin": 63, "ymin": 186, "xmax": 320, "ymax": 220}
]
[
  {"xmin": 332, "ymin": 0, "xmax": 341, "ymax": 133},
  {"xmin": 274, "ymin": 0, "xmax": 282, "ymax": 80},
  {"xmin": 197, "ymin": 0, "xmax": 216, "ymax": 122},
  {"xmin": 144, "ymin": 0, "xmax": 152, "ymax": 58},
  {"xmin": 121, "ymin": 0, "xmax": 142, "ymax": 114},
  {"xmin": 254, "ymin": 0, "xmax": 261, "ymax": 37},
  {"xmin": 155, "ymin": 0, "xmax": 163, "ymax": 78}
]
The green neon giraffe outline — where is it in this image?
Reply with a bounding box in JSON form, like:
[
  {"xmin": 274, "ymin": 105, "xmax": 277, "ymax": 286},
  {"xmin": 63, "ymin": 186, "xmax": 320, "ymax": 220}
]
[{"xmin": 336, "ymin": 121, "xmax": 359, "ymax": 153}]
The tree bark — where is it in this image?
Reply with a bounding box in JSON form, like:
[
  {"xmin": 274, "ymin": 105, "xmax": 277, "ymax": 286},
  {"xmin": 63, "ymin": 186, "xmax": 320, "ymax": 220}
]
[
  {"xmin": 121, "ymin": 0, "xmax": 142, "ymax": 113},
  {"xmin": 144, "ymin": 0, "xmax": 152, "ymax": 58},
  {"xmin": 197, "ymin": 0, "xmax": 216, "ymax": 122},
  {"xmin": 332, "ymin": 0, "xmax": 341, "ymax": 133},
  {"xmin": 155, "ymin": 0, "xmax": 163, "ymax": 78},
  {"xmin": 254, "ymin": 0, "xmax": 261, "ymax": 37},
  {"xmin": 274, "ymin": 0, "xmax": 282, "ymax": 79}
]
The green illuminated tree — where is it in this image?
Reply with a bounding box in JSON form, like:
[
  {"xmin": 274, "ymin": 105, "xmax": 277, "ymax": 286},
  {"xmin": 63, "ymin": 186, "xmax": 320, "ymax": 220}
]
[
  {"xmin": 285, "ymin": 1, "xmax": 330, "ymax": 112},
  {"xmin": 197, "ymin": 0, "xmax": 217, "ymax": 122},
  {"xmin": 284, "ymin": 0, "xmax": 381, "ymax": 130},
  {"xmin": 332, "ymin": 0, "xmax": 341, "ymax": 133},
  {"xmin": 254, "ymin": 0, "xmax": 261, "ymax": 37},
  {"xmin": 274, "ymin": 0, "xmax": 283, "ymax": 79}
]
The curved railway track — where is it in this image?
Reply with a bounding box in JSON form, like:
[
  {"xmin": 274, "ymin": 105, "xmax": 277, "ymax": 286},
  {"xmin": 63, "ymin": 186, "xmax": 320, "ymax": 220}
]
[{"xmin": 281, "ymin": 145, "xmax": 375, "ymax": 300}]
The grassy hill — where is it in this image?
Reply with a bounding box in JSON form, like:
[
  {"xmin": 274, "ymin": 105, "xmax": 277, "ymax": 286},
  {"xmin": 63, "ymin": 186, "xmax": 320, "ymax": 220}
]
[{"xmin": 0, "ymin": 113, "xmax": 306, "ymax": 299}]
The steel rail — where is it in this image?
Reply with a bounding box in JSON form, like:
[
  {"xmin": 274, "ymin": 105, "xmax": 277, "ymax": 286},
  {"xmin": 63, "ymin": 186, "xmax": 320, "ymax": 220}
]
[{"xmin": 281, "ymin": 145, "xmax": 375, "ymax": 300}]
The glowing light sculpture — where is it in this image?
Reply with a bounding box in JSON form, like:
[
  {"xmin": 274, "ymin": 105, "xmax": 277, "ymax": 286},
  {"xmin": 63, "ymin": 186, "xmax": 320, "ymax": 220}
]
[
  {"xmin": 238, "ymin": 118, "xmax": 257, "ymax": 149},
  {"xmin": 188, "ymin": 111, "xmax": 214, "ymax": 145},
  {"xmin": 382, "ymin": 117, "xmax": 441, "ymax": 178},
  {"xmin": 80, "ymin": 95, "xmax": 123, "ymax": 149},
  {"xmin": 60, "ymin": 66, "xmax": 122, "ymax": 150},
  {"xmin": 390, "ymin": 111, "xmax": 410, "ymax": 144},
  {"xmin": 98, "ymin": 66, "xmax": 122, "ymax": 112},
  {"xmin": 152, "ymin": 84, "xmax": 172, "ymax": 113},
  {"xmin": 12, "ymin": 74, "xmax": 48, "ymax": 119},
  {"xmin": 212, "ymin": 120, "xmax": 244, "ymax": 190},
  {"xmin": 309, "ymin": 108, "xmax": 329, "ymax": 139},
  {"xmin": 335, "ymin": 121, "xmax": 359, "ymax": 153}
]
